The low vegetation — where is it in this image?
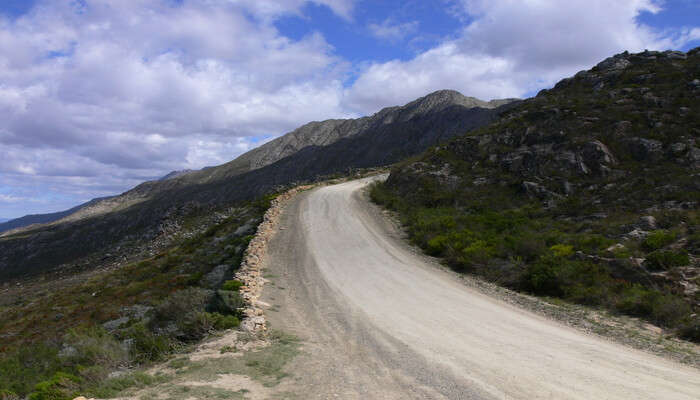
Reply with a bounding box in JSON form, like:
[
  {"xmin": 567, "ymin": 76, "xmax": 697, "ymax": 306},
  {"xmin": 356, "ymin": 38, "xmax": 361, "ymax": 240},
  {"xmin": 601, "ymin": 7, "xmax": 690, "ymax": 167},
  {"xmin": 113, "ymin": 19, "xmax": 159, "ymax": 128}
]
[{"xmin": 0, "ymin": 195, "xmax": 277, "ymax": 399}]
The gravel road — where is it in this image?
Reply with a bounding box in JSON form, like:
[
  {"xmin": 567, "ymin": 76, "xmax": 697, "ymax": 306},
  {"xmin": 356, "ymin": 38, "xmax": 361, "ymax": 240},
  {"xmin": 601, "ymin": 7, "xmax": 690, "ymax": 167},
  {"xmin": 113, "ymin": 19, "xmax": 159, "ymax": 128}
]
[{"xmin": 263, "ymin": 176, "xmax": 700, "ymax": 399}]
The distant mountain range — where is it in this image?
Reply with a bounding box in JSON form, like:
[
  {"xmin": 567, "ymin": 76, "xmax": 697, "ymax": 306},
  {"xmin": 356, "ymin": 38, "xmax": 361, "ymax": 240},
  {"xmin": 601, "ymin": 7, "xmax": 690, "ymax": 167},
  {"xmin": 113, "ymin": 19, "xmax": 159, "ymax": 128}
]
[
  {"xmin": 0, "ymin": 196, "xmax": 115, "ymax": 234},
  {"xmin": 0, "ymin": 90, "xmax": 517, "ymax": 279},
  {"xmin": 0, "ymin": 169, "xmax": 196, "ymax": 234}
]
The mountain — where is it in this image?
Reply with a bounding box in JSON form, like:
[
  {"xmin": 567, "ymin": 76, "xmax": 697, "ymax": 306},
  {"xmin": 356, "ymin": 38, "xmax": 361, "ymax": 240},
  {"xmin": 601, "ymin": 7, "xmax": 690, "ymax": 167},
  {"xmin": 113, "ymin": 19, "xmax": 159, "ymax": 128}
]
[
  {"xmin": 0, "ymin": 168, "xmax": 196, "ymax": 234},
  {"xmin": 166, "ymin": 90, "xmax": 517, "ymax": 184},
  {"xmin": 160, "ymin": 169, "xmax": 194, "ymax": 181},
  {"xmin": 0, "ymin": 196, "xmax": 114, "ymax": 234},
  {"xmin": 371, "ymin": 48, "xmax": 699, "ymax": 341},
  {"xmin": 0, "ymin": 90, "xmax": 516, "ymax": 280}
]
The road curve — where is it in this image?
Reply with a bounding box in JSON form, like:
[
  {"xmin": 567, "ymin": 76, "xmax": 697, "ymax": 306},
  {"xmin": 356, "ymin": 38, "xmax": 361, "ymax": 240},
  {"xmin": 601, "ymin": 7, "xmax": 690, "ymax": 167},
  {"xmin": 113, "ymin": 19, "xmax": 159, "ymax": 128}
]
[{"xmin": 263, "ymin": 176, "xmax": 700, "ymax": 399}]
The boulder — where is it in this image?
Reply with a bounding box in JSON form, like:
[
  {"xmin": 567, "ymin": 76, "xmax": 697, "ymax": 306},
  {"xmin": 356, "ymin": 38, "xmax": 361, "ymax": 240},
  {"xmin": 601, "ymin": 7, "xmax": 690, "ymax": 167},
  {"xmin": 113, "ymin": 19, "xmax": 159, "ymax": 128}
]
[
  {"xmin": 638, "ymin": 215, "xmax": 657, "ymax": 230},
  {"xmin": 595, "ymin": 55, "xmax": 631, "ymax": 72},
  {"xmin": 625, "ymin": 228, "xmax": 649, "ymax": 239},
  {"xmin": 522, "ymin": 181, "xmax": 562, "ymax": 200},
  {"xmin": 203, "ymin": 264, "xmax": 230, "ymax": 288},
  {"xmin": 580, "ymin": 140, "xmax": 616, "ymax": 174},
  {"xmin": 625, "ymin": 137, "xmax": 663, "ymax": 161}
]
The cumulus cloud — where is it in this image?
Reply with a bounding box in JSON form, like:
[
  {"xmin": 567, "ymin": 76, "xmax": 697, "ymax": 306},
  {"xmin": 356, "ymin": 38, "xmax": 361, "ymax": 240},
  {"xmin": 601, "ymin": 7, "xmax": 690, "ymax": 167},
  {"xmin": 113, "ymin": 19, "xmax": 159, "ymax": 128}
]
[
  {"xmin": 1, "ymin": 0, "xmax": 698, "ymax": 217},
  {"xmin": 344, "ymin": 0, "xmax": 699, "ymax": 114},
  {"xmin": 368, "ymin": 18, "xmax": 419, "ymax": 42},
  {"xmin": 0, "ymin": 0, "xmax": 357, "ymax": 216}
]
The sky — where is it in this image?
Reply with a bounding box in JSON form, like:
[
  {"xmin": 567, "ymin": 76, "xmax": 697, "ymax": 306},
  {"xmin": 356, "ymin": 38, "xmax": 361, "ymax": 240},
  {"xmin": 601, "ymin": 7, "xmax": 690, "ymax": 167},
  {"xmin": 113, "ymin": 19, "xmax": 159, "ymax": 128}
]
[{"xmin": 0, "ymin": 0, "xmax": 698, "ymax": 218}]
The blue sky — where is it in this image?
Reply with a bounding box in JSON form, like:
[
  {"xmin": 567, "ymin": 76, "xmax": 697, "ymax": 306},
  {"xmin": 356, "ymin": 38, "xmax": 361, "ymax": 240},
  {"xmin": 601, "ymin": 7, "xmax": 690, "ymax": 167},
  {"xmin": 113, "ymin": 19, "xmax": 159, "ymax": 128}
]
[{"xmin": 0, "ymin": 0, "xmax": 698, "ymax": 219}]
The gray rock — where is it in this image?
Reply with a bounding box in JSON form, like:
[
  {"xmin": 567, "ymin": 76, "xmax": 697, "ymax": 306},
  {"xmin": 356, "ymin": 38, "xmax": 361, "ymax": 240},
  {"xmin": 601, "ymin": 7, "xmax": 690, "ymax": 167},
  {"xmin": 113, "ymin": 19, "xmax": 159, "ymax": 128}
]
[
  {"xmin": 670, "ymin": 142, "xmax": 688, "ymax": 155},
  {"xmin": 103, "ymin": 316, "xmax": 130, "ymax": 331},
  {"xmin": 522, "ymin": 181, "xmax": 561, "ymax": 200},
  {"xmin": 625, "ymin": 228, "xmax": 649, "ymax": 240},
  {"xmin": 665, "ymin": 51, "xmax": 687, "ymax": 60},
  {"xmin": 580, "ymin": 140, "xmax": 616, "ymax": 174},
  {"xmin": 638, "ymin": 216, "xmax": 657, "ymax": 230},
  {"xmin": 203, "ymin": 264, "xmax": 230, "ymax": 288},
  {"xmin": 625, "ymin": 137, "xmax": 663, "ymax": 161},
  {"xmin": 58, "ymin": 344, "xmax": 77, "ymax": 359},
  {"xmin": 596, "ymin": 56, "xmax": 631, "ymax": 72}
]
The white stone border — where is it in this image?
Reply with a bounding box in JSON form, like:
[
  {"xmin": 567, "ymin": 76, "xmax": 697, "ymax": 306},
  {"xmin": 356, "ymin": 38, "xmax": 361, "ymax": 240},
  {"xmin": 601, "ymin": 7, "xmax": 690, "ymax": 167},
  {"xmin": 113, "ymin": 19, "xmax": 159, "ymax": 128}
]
[{"xmin": 235, "ymin": 185, "xmax": 313, "ymax": 333}]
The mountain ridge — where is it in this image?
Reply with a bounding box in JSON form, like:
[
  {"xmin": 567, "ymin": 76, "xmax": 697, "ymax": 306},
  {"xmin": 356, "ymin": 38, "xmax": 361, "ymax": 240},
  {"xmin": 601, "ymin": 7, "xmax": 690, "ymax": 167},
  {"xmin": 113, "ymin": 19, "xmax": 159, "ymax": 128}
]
[
  {"xmin": 0, "ymin": 89, "xmax": 516, "ymax": 279},
  {"xmin": 0, "ymin": 90, "xmax": 515, "ymax": 236}
]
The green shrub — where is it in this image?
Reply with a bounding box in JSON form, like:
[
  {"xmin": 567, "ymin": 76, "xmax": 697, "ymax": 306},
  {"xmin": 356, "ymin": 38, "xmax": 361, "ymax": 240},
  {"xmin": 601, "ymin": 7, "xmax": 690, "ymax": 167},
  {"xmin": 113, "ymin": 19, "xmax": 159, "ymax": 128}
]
[
  {"xmin": 0, "ymin": 344, "xmax": 63, "ymax": 397},
  {"xmin": 153, "ymin": 288, "xmax": 213, "ymax": 329},
  {"xmin": 615, "ymin": 285, "xmax": 690, "ymax": 327},
  {"xmin": 122, "ymin": 323, "xmax": 173, "ymax": 362},
  {"xmin": 221, "ymin": 280, "xmax": 244, "ymax": 291},
  {"xmin": 210, "ymin": 290, "xmax": 244, "ymax": 316},
  {"xmin": 615, "ymin": 284, "xmax": 656, "ymax": 317},
  {"xmin": 678, "ymin": 319, "xmax": 700, "ymax": 343},
  {"xmin": 508, "ymin": 234, "xmax": 547, "ymax": 262},
  {"xmin": 208, "ymin": 313, "xmax": 240, "ymax": 330},
  {"xmin": 178, "ymin": 312, "xmax": 215, "ymax": 340},
  {"xmin": 523, "ymin": 257, "xmax": 563, "ymax": 297},
  {"xmin": 565, "ymin": 284, "xmax": 607, "ymax": 306},
  {"xmin": 549, "ymin": 244, "xmax": 574, "ymax": 258},
  {"xmin": 87, "ymin": 372, "xmax": 159, "ymax": 398},
  {"xmin": 645, "ymin": 250, "xmax": 689, "ymax": 270},
  {"xmin": 29, "ymin": 372, "xmax": 80, "ymax": 400},
  {"xmin": 60, "ymin": 326, "xmax": 128, "ymax": 371},
  {"xmin": 642, "ymin": 230, "xmax": 676, "ymax": 251},
  {"xmin": 460, "ymin": 240, "xmax": 494, "ymax": 266}
]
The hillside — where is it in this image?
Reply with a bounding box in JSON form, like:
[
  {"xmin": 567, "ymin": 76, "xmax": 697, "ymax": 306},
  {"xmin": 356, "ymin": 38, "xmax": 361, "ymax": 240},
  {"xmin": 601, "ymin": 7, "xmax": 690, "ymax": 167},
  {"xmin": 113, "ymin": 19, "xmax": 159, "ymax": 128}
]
[
  {"xmin": 0, "ymin": 197, "xmax": 113, "ymax": 234},
  {"xmin": 371, "ymin": 48, "xmax": 700, "ymax": 341},
  {"xmin": 0, "ymin": 90, "xmax": 515, "ymax": 280}
]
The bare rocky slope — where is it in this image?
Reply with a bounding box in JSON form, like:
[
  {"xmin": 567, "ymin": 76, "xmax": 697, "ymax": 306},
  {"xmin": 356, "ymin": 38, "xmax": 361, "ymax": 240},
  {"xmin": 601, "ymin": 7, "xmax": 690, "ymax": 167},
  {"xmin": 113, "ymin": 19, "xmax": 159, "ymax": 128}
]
[{"xmin": 0, "ymin": 90, "xmax": 515, "ymax": 280}]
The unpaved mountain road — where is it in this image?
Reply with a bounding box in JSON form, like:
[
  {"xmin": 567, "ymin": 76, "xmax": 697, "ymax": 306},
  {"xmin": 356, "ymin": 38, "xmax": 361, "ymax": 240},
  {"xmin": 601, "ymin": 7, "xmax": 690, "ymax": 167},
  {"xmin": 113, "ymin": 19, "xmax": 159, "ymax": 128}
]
[{"xmin": 262, "ymin": 176, "xmax": 700, "ymax": 399}]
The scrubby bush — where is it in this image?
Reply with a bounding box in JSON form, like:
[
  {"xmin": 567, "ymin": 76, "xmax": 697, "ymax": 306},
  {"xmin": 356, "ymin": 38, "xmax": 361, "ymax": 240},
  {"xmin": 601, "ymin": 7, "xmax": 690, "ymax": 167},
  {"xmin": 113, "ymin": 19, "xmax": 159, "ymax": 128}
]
[
  {"xmin": 122, "ymin": 323, "xmax": 174, "ymax": 363},
  {"xmin": 222, "ymin": 279, "xmax": 244, "ymax": 291},
  {"xmin": 29, "ymin": 372, "xmax": 80, "ymax": 400},
  {"xmin": 678, "ymin": 319, "xmax": 700, "ymax": 342},
  {"xmin": 549, "ymin": 244, "xmax": 574, "ymax": 258},
  {"xmin": 152, "ymin": 288, "xmax": 213, "ymax": 336},
  {"xmin": 642, "ymin": 230, "xmax": 676, "ymax": 251},
  {"xmin": 460, "ymin": 240, "xmax": 494, "ymax": 267},
  {"xmin": 615, "ymin": 285, "xmax": 691, "ymax": 327},
  {"xmin": 645, "ymin": 250, "xmax": 689, "ymax": 270},
  {"xmin": 60, "ymin": 326, "xmax": 128, "ymax": 371},
  {"xmin": 522, "ymin": 256, "xmax": 563, "ymax": 297},
  {"xmin": 208, "ymin": 313, "xmax": 240, "ymax": 330},
  {"xmin": 0, "ymin": 344, "xmax": 62, "ymax": 397},
  {"xmin": 210, "ymin": 290, "xmax": 244, "ymax": 316}
]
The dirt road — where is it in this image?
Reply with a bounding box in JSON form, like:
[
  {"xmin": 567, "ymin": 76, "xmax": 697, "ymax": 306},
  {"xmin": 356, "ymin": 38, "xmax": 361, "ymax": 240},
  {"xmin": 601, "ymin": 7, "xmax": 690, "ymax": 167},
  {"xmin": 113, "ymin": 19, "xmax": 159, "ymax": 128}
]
[{"xmin": 263, "ymin": 176, "xmax": 700, "ymax": 399}]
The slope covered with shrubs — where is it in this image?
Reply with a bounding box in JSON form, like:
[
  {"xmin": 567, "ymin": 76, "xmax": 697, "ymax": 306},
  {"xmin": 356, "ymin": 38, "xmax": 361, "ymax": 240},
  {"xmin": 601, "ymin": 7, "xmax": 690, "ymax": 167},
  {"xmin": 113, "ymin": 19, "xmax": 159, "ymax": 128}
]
[
  {"xmin": 0, "ymin": 195, "xmax": 275, "ymax": 399},
  {"xmin": 371, "ymin": 47, "xmax": 700, "ymax": 342}
]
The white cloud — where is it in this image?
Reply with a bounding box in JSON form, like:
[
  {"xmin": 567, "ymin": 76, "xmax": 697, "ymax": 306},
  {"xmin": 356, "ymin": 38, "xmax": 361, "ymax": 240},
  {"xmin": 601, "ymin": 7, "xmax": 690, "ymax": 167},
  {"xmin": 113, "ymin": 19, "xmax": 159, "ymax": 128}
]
[
  {"xmin": 1, "ymin": 0, "xmax": 698, "ymax": 217},
  {"xmin": 0, "ymin": 194, "xmax": 24, "ymax": 203},
  {"xmin": 368, "ymin": 18, "xmax": 419, "ymax": 42},
  {"xmin": 344, "ymin": 0, "xmax": 699, "ymax": 114}
]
